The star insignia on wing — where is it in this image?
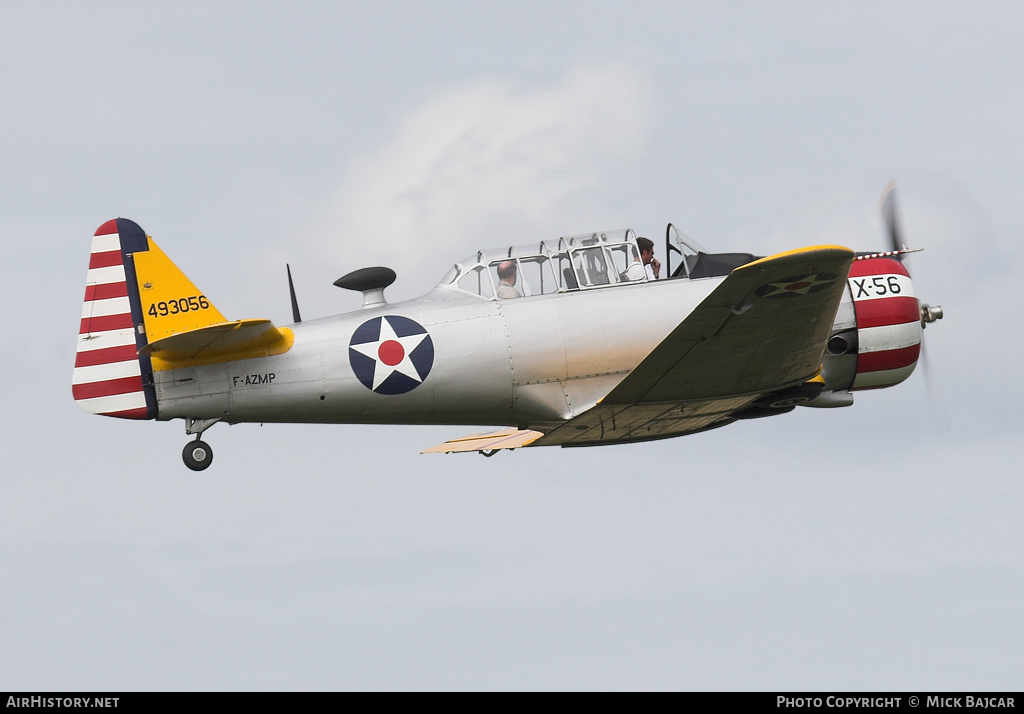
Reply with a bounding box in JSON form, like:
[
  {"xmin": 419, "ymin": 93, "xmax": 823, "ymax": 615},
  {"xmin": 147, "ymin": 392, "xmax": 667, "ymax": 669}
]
[{"xmin": 756, "ymin": 273, "xmax": 838, "ymax": 299}]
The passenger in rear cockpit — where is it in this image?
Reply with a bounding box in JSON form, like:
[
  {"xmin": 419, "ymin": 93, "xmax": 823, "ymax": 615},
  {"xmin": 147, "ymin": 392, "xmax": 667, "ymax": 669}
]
[{"xmin": 496, "ymin": 260, "xmax": 521, "ymax": 299}]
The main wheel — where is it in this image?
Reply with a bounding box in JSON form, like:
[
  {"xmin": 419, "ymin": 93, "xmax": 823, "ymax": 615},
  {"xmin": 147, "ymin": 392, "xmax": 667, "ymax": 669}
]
[{"xmin": 183, "ymin": 440, "xmax": 213, "ymax": 471}]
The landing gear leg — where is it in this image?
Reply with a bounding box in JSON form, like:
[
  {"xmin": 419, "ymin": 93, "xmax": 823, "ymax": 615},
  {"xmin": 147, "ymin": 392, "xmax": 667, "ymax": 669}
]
[{"xmin": 182, "ymin": 418, "xmax": 221, "ymax": 471}]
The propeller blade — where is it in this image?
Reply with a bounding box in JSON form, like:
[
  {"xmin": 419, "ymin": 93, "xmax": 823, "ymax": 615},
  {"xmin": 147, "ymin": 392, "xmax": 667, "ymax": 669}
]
[
  {"xmin": 879, "ymin": 181, "xmax": 944, "ymax": 429},
  {"xmin": 918, "ymin": 341, "xmax": 949, "ymax": 433},
  {"xmin": 880, "ymin": 181, "xmax": 906, "ymax": 259}
]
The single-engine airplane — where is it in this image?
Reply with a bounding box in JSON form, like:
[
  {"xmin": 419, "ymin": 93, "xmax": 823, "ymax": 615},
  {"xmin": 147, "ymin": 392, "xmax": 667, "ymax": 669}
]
[{"xmin": 73, "ymin": 184, "xmax": 941, "ymax": 470}]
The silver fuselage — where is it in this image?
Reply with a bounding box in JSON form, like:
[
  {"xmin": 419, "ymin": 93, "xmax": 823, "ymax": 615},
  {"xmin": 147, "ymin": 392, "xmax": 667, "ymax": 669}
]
[{"xmin": 153, "ymin": 276, "xmax": 725, "ymax": 429}]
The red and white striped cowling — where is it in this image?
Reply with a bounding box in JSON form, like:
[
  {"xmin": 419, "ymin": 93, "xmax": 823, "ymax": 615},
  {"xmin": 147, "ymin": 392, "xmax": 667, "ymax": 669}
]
[{"xmin": 848, "ymin": 256, "xmax": 922, "ymax": 390}]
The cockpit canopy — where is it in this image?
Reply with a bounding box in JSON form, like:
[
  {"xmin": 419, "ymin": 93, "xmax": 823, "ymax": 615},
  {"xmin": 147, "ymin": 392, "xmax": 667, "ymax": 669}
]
[
  {"xmin": 438, "ymin": 224, "xmax": 759, "ymax": 301},
  {"xmin": 442, "ymin": 229, "xmax": 651, "ymax": 299}
]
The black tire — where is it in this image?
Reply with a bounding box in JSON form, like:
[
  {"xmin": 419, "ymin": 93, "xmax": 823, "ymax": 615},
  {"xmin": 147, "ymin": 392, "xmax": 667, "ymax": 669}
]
[{"xmin": 182, "ymin": 440, "xmax": 213, "ymax": 471}]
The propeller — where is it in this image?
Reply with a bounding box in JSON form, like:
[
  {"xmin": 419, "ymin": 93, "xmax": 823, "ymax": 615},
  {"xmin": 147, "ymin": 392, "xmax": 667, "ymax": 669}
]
[
  {"xmin": 880, "ymin": 181, "xmax": 907, "ymax": 258},
  {"xmin": 879, "ymin": 182, "xmax": 946, "ymax": 425},
  {"xmin": 879, "ymin": 181, "xmax": 943, "ymax": 326}
]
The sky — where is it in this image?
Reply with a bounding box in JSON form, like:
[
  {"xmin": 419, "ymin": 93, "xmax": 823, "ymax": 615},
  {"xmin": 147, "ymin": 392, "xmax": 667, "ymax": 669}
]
[{"xmin": 1, "ymin": 1, "xmax": 1022, "ymax": 691}]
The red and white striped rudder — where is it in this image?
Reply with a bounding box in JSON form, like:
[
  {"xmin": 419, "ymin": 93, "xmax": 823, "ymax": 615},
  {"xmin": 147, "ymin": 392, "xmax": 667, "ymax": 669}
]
[{"xmin": 73, "ymin": 219, "xmax": 156, "ymax": 419}]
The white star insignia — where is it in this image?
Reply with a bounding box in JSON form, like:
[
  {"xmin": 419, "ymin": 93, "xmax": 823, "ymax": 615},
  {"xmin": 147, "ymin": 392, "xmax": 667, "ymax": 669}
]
[{"xmin": 350, "ymin": 317, "xmax": 428, "ymax": 390}]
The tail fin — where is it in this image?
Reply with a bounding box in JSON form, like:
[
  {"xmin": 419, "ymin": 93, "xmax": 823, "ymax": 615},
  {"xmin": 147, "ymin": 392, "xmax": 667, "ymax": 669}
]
[{"xmin": 73, "ymin": 218, "xmax": 226, "ymax": 419}]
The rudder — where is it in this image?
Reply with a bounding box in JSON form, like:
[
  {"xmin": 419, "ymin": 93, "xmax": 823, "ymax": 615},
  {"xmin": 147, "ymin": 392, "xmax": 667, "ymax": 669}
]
[{"xmin": 73, "ymin": 218, "xmax": 226, "ymax": 419}]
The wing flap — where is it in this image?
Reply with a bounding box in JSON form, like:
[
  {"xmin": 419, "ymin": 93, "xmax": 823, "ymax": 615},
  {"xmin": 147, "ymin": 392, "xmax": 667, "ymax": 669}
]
[
  {"xmin": 422, "ymin": 428, "xmax": 545, "ymax": 454},
  {"xmin": 531, "ymin": 396, "xmax": 757, "ymax": 446}
]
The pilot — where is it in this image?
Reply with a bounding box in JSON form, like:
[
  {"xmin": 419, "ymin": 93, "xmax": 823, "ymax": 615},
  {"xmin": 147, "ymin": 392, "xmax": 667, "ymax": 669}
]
[
  {"xmin": 625, "ymin": 237, "xmax": 661, "ymax": 281},
  {"xmin": 638, "ymin": 237, "xmax": 661, "ymax": 280},
  {"xmin": 496, "ymin": 260, "xmax": 521, "ymax": 299}
]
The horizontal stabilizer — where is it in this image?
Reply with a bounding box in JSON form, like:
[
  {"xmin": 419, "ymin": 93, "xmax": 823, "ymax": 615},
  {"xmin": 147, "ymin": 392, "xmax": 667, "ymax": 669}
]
[
  {"xmin": 140, "ymin": 319, "xmax": 293, "ymax": 366},
  {"xmin": 422, "ymin": 428, "xmax": 544, "ymax": 454}
]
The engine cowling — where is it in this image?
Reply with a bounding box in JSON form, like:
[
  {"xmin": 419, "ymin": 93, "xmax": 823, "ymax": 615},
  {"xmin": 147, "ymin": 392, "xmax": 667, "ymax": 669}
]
[
  {"xmin": 848, "ymin": 257, "xmax": 922, "ymax": 389},
  {"xmin": 813, "ymin": 256, "xmax": 922, "ymax": 403}
]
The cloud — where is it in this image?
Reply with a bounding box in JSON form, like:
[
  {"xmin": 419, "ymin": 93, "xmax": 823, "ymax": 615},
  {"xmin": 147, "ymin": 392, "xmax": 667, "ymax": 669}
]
[{"xmin": 309, "ymin": 63, "xmax": 656, "ymax": 293}]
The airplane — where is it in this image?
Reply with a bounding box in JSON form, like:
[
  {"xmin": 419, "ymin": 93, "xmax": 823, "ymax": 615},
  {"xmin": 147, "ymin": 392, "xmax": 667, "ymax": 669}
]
[{"xmin": 73, "ymin": 184, "xmax": 942, "ymax": 470}]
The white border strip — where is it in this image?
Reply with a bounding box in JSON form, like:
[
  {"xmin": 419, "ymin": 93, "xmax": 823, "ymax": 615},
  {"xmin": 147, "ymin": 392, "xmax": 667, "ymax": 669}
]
[
  {"xmin": 76, "ymin": 328, "xmax": 137, "ymax": 352},
  {"xmin": 848, "ymin": 273, "xmax": 916, "ymax": 302},
  {"xmin": 853, "ymin": 363, "xmax": 917, "ymax": 389},
  {"xmin": 90, "ymin": 232, "xmax": 121, "ymax": 254},
  {"xmin": 81, "ymin": 296, "xmax": 131, "ymax": 319},
  {"xmin": 85, "ymin": 264, "xmax": 127, "ymax": 286},
  {"xmin": 858, "ymin": 321, "xmax": 921, "ymax": 354},
  {"xmin": 73, "ymin": 360, "xmax": 142, "ymax": 385},
  {"xmin": 74, "ymin": 391, "xmax": 147, "ymax": 415}
]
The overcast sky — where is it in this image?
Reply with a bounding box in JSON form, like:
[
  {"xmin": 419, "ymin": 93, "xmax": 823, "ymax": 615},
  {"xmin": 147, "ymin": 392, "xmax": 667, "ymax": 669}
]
[{"xmin": 2, "ymin": 1, "xmax": 1022, "ymax": 691}]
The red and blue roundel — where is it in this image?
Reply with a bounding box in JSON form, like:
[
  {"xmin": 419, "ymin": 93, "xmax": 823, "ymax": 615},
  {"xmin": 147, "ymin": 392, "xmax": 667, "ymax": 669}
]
[{"xmin": 349, "ymin": 315, "xmax": 434, "ymax": 394}]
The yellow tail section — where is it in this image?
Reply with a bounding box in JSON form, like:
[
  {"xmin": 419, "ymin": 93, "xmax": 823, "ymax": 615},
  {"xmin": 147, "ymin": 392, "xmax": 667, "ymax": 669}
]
[
  {"xmin": 133, "ymin": 237, "xmax": 228, "ymax": 342},
  {"xmin": 133, "ymin": 234, "xmax": 292, "ymax": 370}
]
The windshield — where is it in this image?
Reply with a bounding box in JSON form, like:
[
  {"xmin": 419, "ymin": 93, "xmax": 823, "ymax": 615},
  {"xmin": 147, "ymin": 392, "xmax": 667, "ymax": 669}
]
[{"xmin": 664, "ymin": 223, "xmax": 706, "ymax": 279}]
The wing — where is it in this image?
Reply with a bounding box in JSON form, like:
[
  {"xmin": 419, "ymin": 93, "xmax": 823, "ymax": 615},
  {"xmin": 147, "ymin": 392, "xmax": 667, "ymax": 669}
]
[{"xmin": 530, "ymin": 245, "xmax": 855, "ymax": 447}]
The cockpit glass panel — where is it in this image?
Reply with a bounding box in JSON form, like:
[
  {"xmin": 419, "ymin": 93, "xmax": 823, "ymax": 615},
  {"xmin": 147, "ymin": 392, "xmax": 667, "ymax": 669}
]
[
  {"xmin": 572, "ymin": 246, "xmax": 612, "ymax": 287},
  {"xmin": 489, "ymin": 259, "xmax": 523, "ymax": 299},
  {"xmin": 666, "ymin": 224, "xmax": 705, "ymax": 279},
  {"xmin": 443, "ymin": 228, "xmax": 652, "ymax": 295},
  {"xmin": 609, "ymin": 243, "xmax": 644, "ymax": 283},
  {"xmin": 439, "ymin": 265, "xmax": 459, "ymax": 285},
  {"xmin": 551, "ymin": 251, "xmax": 575, "ymax": 290},
  {"xmin": 518, "ymin": 255, "xmax": 559, "ymax": 295},
  {"xmin": 569, "ymin": 233, "xmax": 600, "ymax": 248},
  {"xmin": 456, "ymin": 264, "xmax": 493, "ymax": 298}
]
